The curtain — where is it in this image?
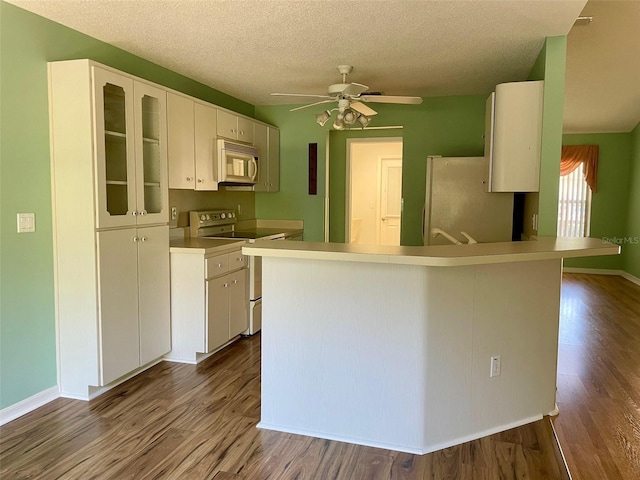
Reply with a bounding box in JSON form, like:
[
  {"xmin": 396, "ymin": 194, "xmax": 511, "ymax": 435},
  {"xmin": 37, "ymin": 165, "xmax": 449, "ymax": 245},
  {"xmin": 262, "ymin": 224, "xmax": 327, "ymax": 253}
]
[{"xmin": 560, "ymin": 145, "xmax": 599, "ymax": 192}]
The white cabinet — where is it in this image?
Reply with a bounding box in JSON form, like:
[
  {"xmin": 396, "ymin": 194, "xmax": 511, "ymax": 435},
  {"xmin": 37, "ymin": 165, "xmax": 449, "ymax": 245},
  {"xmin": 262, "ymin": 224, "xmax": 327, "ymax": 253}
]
[
  {"xmin": 49, "ymin": 59, "xmax": 171, "ymax": 400},
  {"xmin": 167, "ymin": 93, "xmax": 219, "ymax": 190},
  {"xmin": 168, "ymin": 246, "xmax": 248, "ymax": 363},
  {"xmin": 253, "ymin": 123, "xmax": 280, "ymax": 192},
  {"xmin": 484, "ymin": 80, "xmax": 544, "ymax": 192},
  {"xmin": 93, "ymin": 67, "xmax": 169, "ymax": 227},
  {"xmin": 97, "ymin": 226, "xmax": 171, "ymax": 385},
  {"xmin": 206, "ymin": 268, "xmax": 247, "ymax": 351},
  {"xmin": 217, "ymin": 109, "xmax": 254, "ymax": 144}
]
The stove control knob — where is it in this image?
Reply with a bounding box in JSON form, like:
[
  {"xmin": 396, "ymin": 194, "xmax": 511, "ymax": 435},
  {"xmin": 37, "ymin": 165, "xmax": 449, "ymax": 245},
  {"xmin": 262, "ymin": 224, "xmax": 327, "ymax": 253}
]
[
  {"xmin": 230, "ymin": 212, "xmax": 235, "ymax": 218},
  {"xmin": 205, "ymin": 214, "xmax": 211, "ymax": 220},
  {"xmin": 221, "ymin": 213, "xmax": 226, "ymax": 219},
  {"xmin": 200, "ymin": 215, "xmax": 206, "ymax": 221}
]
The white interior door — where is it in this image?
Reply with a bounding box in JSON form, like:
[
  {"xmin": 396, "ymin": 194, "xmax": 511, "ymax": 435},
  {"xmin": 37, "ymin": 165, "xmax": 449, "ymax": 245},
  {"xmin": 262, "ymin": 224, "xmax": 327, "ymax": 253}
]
[
  {"xmin": 346, "ymin": 139, "xmax": 402, "ymax": 245},
  {"xmin": 378, "ymin": 157, "xmax": 402, "ymax": 246}
]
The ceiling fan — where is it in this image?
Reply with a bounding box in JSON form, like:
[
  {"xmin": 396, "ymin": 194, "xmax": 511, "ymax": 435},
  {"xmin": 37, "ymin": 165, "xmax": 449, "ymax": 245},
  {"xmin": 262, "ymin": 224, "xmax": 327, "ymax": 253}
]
[{"xmin": 271, "ymin": 65, "xmax": 423, "ymax": 129}]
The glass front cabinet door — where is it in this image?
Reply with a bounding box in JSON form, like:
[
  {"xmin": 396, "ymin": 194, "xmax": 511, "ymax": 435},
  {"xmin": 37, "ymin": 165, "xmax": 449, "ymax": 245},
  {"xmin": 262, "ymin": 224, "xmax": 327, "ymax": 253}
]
[
  {"xmin": 93, "ymin": 67, "xmax": 168, "ymax": 228},
  {"xmin": 133, "ymin": 82, "xmax": 168, "ymax": 226}
]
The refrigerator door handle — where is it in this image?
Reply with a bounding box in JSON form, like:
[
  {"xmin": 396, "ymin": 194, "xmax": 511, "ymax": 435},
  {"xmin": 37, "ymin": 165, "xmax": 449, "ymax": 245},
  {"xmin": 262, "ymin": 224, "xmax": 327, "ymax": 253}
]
[{"xmin": 421, "ymin": 204, "xmax": 426, "ymax": 245}]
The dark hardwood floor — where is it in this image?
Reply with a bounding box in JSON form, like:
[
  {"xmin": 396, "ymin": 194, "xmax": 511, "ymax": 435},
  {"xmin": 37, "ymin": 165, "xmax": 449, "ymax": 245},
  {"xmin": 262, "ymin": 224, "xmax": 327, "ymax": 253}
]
[
  {"xmin": 553, "ymin": 273, "xmax": 640, "ymax": 480},
  {"xmin": 4, "ymin": 272, "xmax": 638, "ymax": 479}
]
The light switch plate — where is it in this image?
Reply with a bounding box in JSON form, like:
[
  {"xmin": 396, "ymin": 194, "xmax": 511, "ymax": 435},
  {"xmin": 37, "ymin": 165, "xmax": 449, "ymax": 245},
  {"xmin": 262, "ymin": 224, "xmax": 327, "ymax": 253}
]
[{"xmin": 17, "ymin": 213, "xmax": 35, "ymax": 233}]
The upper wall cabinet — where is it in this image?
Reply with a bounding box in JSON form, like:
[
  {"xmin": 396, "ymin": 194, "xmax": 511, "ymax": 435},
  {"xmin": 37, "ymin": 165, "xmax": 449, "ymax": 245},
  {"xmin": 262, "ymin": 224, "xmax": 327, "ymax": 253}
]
[
  {"xmin": 66, "ymin": 64, "xmax": 169, "ymax": 229},
  {"xmin": 217, "ymin": 109, "xmax": 254, "ymax": 144},
  {"xmin": 253, "ymin": 123, "xmax": 280, "ymax": 192},
  {"xmin": 167, "ymin": 93, "xmax": 219, "ymax": 190},
  {"xmin": 484, "ymin": 80, "xmax": 544, "ymax": 192}
]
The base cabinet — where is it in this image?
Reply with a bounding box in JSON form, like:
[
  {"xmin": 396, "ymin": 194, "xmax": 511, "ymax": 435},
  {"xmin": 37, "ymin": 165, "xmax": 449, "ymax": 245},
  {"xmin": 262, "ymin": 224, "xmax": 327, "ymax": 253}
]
[
  {"xmin": 168, "ymin": 247, "xmax": 248, "ymax": 363},
  {"xmin": 97, "ymin": 226, "xmax": 171, "ymax": 385},
  {"xmin": 207, "ymin": 268, "xmax": 247, "ymax": 352}
]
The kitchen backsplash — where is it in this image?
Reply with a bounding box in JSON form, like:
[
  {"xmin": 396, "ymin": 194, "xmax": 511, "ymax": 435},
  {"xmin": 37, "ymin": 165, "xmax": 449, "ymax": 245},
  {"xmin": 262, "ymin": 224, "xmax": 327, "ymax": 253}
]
[{"xmin": 169, "ymin": 189, "xmax": 256, "ymax": 228}]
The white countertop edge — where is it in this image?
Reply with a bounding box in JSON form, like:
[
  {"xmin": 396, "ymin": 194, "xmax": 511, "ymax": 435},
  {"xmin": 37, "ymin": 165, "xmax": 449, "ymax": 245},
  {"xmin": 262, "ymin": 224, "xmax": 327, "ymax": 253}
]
[
  {"xmin": 170, "ymin": 238, "xmax": 248, "ymax": 255},
  {"xmin": 242, "ymin": 237, "xmax": 620, "ymax": 267}
]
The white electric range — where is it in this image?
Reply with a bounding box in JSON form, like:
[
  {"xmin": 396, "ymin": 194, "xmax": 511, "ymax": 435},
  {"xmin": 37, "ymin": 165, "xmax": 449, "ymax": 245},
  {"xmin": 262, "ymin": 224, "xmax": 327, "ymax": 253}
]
[{"xmin": 189, "ymin": 210, "xmax": 287, "ymax": 335}]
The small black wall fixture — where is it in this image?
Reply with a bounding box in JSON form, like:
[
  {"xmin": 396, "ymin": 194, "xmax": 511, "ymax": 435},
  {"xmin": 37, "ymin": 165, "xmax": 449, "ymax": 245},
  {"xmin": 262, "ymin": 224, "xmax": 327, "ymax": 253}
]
[{"xmin": 308, "ymin": 143, "xmax": 317, "ymax": 195}]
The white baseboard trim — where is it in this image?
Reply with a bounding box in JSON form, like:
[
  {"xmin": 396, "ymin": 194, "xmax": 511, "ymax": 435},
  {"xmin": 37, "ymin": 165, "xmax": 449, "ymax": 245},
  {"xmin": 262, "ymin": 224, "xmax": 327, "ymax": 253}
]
[
  {"xmin": 562, "ymin": 267, "xmax": 640, "ymax": 287},
  {"xmin": 257, "ymin": 422, "xmax": 424, "ymax": 455},
  {"xmin": 0, "ymin": 386, "xmax": 60, "ymax": 426},
  {"xmin": 258, "ymin": 414, "xmax": 543, "ymax": 455},
  {"xmin": 420, "ymin": 414, "xmax": 543, "ymax": 455},
  {"xmin": 562, "ymin": 267, "xmax": 622, "ymax": 275},
  {"xmin": 621, "ymin": 271, "xmax": 640, "ymax": 287}
]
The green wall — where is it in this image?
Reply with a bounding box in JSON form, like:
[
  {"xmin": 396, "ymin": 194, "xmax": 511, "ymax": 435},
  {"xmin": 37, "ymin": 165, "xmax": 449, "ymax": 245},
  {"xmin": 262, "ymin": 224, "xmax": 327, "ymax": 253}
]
[
  {"xmin": 529, "ymin": 36, "xmax": 567, "ymax": 236},
  {"xmin": 256, "ymin": 98, "xmax": 487, "ymax": 245},
  {"xmin": 562, "ymin": 133, "xmax": 633, "ymax": 270},
  {"xmin": 254, "ymin": 106, "xmax": 328, "ymax": 242},
  {"xmin": 255, "ymin": 38, "xmax": 569, "ymax": 246},
  {"xmin": 0, "ymin": 1, "xmax": 253, "ymax": 409},
  {"xmin": 329, "ymin": 99, "xmax": 487, "ymax": 244},
  {"xmin": 624, "ymin": 122, "xmax": 640, "ymax": 278}
]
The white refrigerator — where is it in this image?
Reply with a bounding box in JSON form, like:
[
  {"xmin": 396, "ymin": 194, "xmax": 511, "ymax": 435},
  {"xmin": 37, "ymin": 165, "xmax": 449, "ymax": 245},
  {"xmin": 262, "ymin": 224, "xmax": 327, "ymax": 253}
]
[{"xmin": 423, "ymin": 156, "xmax": 514, "ymax": 246}]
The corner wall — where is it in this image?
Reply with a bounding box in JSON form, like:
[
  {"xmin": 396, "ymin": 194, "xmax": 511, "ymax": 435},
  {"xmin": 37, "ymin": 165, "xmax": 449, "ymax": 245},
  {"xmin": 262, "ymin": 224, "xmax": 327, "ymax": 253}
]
[
  {"xmin": 624, "ymin": 122, "xmax": 640, "ymax": 277},
  {"xmin": 0, "ymin": 1, "xmax": 253, "ymax": 409},
  {"xmin": 528, "ymin": 36, "xmax": 568, "ymax": 236},
  {"xmin": 562, "ymin": 133, "xmax": 633, "ymax": 270},
  {"xmin": 254, "ymin": 105, "xmax": 328, "ymax": 242}
]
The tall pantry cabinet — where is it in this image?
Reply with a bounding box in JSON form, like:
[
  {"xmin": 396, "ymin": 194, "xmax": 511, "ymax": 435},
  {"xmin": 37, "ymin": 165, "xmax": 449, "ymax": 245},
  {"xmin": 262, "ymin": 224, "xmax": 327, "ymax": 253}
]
[{"xmin": 49, "ymin": 60, "xmax": 171, "ymax": 399}]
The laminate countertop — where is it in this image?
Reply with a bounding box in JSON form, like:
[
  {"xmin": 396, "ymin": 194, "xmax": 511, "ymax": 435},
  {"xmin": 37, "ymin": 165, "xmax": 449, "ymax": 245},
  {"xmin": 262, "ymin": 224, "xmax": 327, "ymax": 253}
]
[
  {"xmin": 242, "ymin": 236, "xmax": 619, "ymax": 267},
  {"xmin": 170, "ymin": 238, "xmax": 248, "ymax": 255}
]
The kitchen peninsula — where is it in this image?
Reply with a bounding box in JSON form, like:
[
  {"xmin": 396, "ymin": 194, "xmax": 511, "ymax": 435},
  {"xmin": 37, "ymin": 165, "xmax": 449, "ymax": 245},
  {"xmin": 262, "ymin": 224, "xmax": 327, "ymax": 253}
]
[{"xmin": 243, "ymin": 237, "xmax": 619, "ymax": 454}]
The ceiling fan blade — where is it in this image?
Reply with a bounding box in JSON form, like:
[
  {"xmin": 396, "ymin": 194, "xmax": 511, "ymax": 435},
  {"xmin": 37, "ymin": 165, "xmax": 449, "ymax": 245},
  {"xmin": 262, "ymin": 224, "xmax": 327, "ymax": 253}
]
[
  {"xmin": 289, "ymin": 99, "xmax": 335, "ymax": 112},
  {"xmin": 350, "ymin": 101, "xmax": 378, "ymax": 116},
  {"xmin": 360, "ymin": 95, "xmax": 423, "ymax": 105},
  {"xmin": 272, "ymin": 93, "xmax": 333, "ymax": 99},
  {"xmin": 342, "ymin": 82, "xmax": 369, "ymax": 97}
]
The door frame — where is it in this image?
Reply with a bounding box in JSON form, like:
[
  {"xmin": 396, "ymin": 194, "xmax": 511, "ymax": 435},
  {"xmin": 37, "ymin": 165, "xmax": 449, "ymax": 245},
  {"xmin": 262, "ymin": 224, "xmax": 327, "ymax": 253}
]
[{"xmin": 345, "ymin": 137, "xmax": 403, "ymax": 244}]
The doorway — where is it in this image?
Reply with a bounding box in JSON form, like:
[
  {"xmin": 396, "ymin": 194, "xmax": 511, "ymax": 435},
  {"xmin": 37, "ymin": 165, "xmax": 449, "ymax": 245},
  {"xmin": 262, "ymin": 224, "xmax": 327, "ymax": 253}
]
[{"xmin": 346, "ymin": 138, "xmax": 403, "ymax": 245}]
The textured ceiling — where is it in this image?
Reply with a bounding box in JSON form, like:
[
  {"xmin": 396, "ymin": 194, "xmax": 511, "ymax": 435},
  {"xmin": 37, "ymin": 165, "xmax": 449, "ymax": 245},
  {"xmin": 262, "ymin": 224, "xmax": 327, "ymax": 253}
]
[
  {"xmin": 564, "ymin": 0, "xmax": 640, "ymax": 133},
  {"xmin": 8, "ymin": 0, "xmax": 638, "ymax": 133}
]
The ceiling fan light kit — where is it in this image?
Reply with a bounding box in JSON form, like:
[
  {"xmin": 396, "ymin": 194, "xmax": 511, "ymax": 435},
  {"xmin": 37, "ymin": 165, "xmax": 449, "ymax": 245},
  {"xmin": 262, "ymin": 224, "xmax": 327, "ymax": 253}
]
[{"xmin": 272, "ymin": 65, "xmax": 423, "ymax": 130}]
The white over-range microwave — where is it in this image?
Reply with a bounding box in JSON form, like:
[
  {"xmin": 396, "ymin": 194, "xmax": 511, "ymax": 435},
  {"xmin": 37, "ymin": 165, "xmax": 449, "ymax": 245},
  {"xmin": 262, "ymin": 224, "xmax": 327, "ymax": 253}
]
[{"xmin": 218, "ymin": 139, "xmax": 259, "ymax": 185}]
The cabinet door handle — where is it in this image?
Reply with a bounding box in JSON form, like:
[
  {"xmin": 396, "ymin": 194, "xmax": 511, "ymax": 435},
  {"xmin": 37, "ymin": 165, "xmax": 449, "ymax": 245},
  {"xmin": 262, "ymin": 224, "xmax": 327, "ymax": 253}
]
[
  {"xmin": 217, "ymin": 263, "xmax": 223, "ymax": 268},
  {"xmin": 139, "ymin": 210, "xmax": 147, "ymax": 216},
  {"xmin": 233, "ymin": 279, "xmax": 238, "ymax": 284},
  {"xmin": 186, "ymin": 176, "xmax": 193, "ymax": 181},
  {"xmin": 140, "ymin": 236, "xmax": 147, "ymax": 242},
  {"xmin": 223, "ymin": 283, "xmax": 229, "ymax": 288},
  {"xmin": 133, "ymin": 237, "xmax": 139, "ymax": 243},
  {"xmin": 132, "ymin": 211, "xmax": 138, "ymax": 216},
  {"xmin": 197, "ymin": 179, "xmax": 203, "ymax": 183}
]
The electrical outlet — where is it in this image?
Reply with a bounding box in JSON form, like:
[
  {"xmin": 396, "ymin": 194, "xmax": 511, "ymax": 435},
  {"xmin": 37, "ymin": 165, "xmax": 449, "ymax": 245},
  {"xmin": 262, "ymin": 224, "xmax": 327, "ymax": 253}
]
[
  {"xmin": 171, "ymin": 206, "xmax": 177, "ymax": 220},
  {"xmin": 490, "ymin": 355, "xmax": 501, "ymax": 377}
]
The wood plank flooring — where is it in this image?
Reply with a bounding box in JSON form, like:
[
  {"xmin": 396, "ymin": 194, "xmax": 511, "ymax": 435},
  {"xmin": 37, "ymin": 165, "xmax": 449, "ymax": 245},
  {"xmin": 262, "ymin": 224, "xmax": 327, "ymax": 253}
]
[
  {"xmin": 7, "ymin": 273, "xmax": 637, "ymax": 478},
  {"xmin": 553, "ymin": 273, "xmax": 640, "ymax": 480},
  {"xmin": 0, "ymin": 339, "xmax": 566, "ymax": 479}
]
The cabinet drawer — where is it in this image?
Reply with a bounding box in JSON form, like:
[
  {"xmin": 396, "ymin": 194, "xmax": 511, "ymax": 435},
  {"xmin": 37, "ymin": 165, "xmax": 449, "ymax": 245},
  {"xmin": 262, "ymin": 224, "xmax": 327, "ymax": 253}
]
[
  {"xmin": 206, "ymin": 253, "xmax": 229, "ymax": 278},
  {"xmin": 228, "ymin": 252, "xmax": 247, "ymax": 271}
]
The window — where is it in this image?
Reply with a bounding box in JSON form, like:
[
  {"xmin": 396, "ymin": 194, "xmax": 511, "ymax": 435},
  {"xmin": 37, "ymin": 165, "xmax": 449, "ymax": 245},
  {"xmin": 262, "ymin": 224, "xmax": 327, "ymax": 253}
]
[{"xmin": 557, "ymin": 162, "xmax": 592, "ymax": 237}]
